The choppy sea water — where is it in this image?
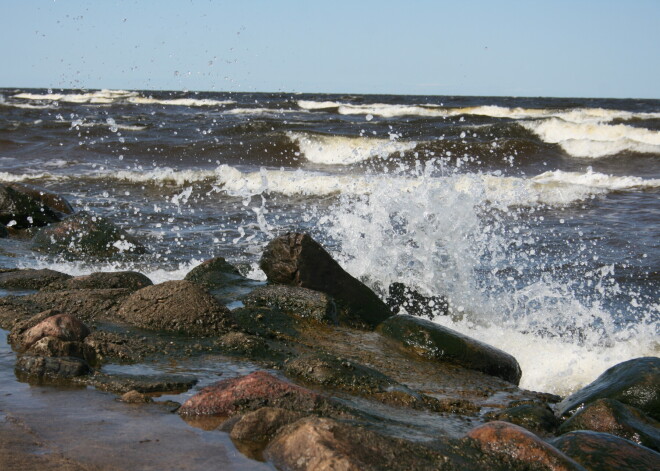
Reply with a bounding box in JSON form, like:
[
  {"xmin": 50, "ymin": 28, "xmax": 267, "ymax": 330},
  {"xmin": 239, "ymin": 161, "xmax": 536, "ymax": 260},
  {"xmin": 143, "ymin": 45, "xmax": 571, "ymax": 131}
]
[{"xmin": 1, "ymin": 88, "xmax": 658, "ymax": 395}]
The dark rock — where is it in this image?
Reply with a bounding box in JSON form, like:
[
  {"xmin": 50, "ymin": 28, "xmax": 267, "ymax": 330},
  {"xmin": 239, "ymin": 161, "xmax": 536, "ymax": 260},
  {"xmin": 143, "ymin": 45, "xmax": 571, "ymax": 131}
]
[
  {"xmin": 0, "ymin": 268, "xmax": 72, "ymax": 291},
  {"xmin": 0, "ymin": 223, "xmax": 7, "ymax": 238},
  {"xmin": 42, "ymin": 271, "xmax": 153, "ymax": 292},
  {"xmin": 259, "ymin": 232, "xmax": 393, "ymax": 328},
  {"xmin": 21, "ymin": 313, "xmax": 90, "ymax": 350},
  {"xmin": 264, "ymin": 416, "xmax": 447, "ymax": 471},
  {"xmin": 215, "ymin": 331, "xmax": 277, "ymax": 361},
  {"xmin": 387, "ymin": 282, "xmax": 449, "ymax": 319},
  {"xmin": 284, "ymin": 352, "xmax": 396, "ymax": 394},
  {"xmin": 486, "ymin": 403, "xmax": 560, "ymax": 436},
  {"xmin": 178, "ymin": 371, "xmax": 340, "ymax": 417},
  {"xmin": 377, "ymin": 315, "xmax": 522, "ymax": 385},
  {"xmin": 467, "ymin": 421, "xmax": 586, "ymax": 471},
  {"xmin": 120, "ymin": 390, "xmax": 153, "ymax": 404},
  {"xmin": 18, "ymin": 289, "xmax": 131, "ymax": 324},
  {"xmin": 552, "ymin": 430, "xmax": 660, "ymax": 471},
  {"xmin": 558, "ymin": 398, "xmax": 660, "ymax": 451},
  {"xmin": 32, "ymin": 211, "xmax": 148, "ymax": 257},
  {"xmin": 6, "ymin": 183, "xmax": 74, "ymax": 215},
  {"xmin": 229, "ymin": 305, "xmax": 300, "ymax": 339},
  {"xmin": 243, "ymin": 284, "xmax": 337, "ymax": 325},
  {"xmin": 15, "ymin": 355, "xmax": 90, "ymax": 378},
  {"xmin": 88, "ymin": 373, "xmax": 197, "ymax": 394},
  {"xmin": 555, "ymin": 357, "xmax": 660, "ymax": 421},
  {"xmin": 224, "ymin": 407, "xmax": 306, "ymax": 443},
  {"xmin": 0, "ymin": 183, "xmax": 63, "ymax": 228},
  {"xmin": 117, "ymin": 280, "xmax": 234, "ymax": 336},
  {"xmin": 184, "ymin": 256, "xmax": 243, "ymax": 288},
  {"xmin": 26, "ymin": 336, "xmax": 95, "ymax": 364}
]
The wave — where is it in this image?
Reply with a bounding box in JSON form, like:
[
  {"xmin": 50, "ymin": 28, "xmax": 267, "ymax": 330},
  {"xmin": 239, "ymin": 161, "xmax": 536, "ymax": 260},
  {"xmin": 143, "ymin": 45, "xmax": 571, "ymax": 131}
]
[
  {"xmin": 521, "ymin": 118, "xmax": 660, "ymax": 158},
  {"xmin": 298, "ymin": 100, "xmax": 660, "ymax": 123},
  {"xmin": 69, "ymin": 118, "xmax": 146, "ymax": 132},
  {"xmin": 224, "ymin": 107, "xmax": 302, "ymax": 116},
  {"xmin": 11, "ymin": 90, "xmax": 235, "ymax": 107},
  {"xmin": 531, "ymin": 169, "xmax": 660, "ymax": 190},
  {"xmin": 127, "ymin": 97, "xmax": 235, "ymax": 107},
  {"xmin": 286, "ymin": 132, "xmax": 417, "ymax": 165}
]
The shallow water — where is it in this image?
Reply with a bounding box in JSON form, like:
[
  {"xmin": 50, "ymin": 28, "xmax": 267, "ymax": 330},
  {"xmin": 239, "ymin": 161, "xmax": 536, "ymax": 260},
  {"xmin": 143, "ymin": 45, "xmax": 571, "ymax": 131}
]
[{"xmin": 0, "ymin": 88, "xmax": 658, "ymax": 395}]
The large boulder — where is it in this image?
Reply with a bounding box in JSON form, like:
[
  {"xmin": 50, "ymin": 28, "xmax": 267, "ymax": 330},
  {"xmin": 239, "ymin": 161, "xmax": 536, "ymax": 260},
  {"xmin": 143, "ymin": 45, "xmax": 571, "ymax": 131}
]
[
  {"xmin": 264, "ymin": 416, "xmax": 446, "ymax": 471},
  {"xmin": 552, "ymin": 431, "xmax": 660, "ymax": 471},
  {"xmin": 20, "ymin": 312, "xmax": 90, "ymax": 350},
  {"xmin": 259, "ymin": 233, "xmax": 393, "ymax": 328},
  {"xmin": 32, "ymin": 211, "xmax": 148, "ymax": 257},
  {"xmin": 178, "ymin": 371, "xmax": 340, "ymax": 417},
  {"xmin": 117, "ymin": 280, "xmax": 234, "ymax": 336},
  {"xmin": 42, "ymin": 271, "xmax": 153, "ymax": 292},
  {"xmin": 0, "ymin": 183, "xmax": 64, "ymax": 228},
  {"xmin": 0, "ymin": 268, "xmax": 72, "ymax": 290},
  {"xmin": 5, "ymin": 183, "xmax": 74, "ymax": 215},
  {"xmin": 466, "ymin": 421, "xmax": 586, "ymax": 471},
  {"xmin": 377, "ymin": 315, "xmax": 522, "ymax": 384},
  {"xmin": 242, "ymin": 284, "xmax": 338, "ymax": 325},
  {"xmin": 555, "ymin": 357, "xmax": 660, "ymax": 420},
  {"xmin": 558, "ymin": 398, "xmax": 660, "ymax": 451}
]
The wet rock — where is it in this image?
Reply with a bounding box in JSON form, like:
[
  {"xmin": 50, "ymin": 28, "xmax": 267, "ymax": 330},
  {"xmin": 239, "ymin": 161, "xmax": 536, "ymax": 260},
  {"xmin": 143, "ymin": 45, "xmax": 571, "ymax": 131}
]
[
  {"xmin": 387, "ymin": 282, "xmax": 449, "ymax": 319},
  {"xmin": 6, "ymin": 182, "xmax": 74, "ymax": 215},
  {"xmin": 486, "ymin": 403, "xmax": 560, "ymax": 436},
  {"xmin": 552, "ymin": 430, "xmax": 660, "ymax": 471},
  {"xmin": 178, "ymin": 370, "xmax": 341, "ymax": 417},
  {"xmin": 558, "ymin": 398, "xmax": 660, "ymax": 451},
  {"xmin": 264, "ymin": 416, "xmax": 446, "ymax": 471},
  {"xmin": 223, "ymin": 407, "xmax": 306, "ymax": 443},
  {"xmin": 259, "ymin": 232, "xmax": 393, "ymax": 328},
  {"xmin": 230, "ymin": 305, "xmax": 300, "ymax": 339},
  {"xmin": 0, "ymin": 224, "xmax": 8, "ymax": 238},
  {"xmin": 120, "ymin": 390, "xmax": 153, "ymax": 404},
  {"xmin": 18, "ymin": 289, "xmax": 131, "ymax": 324},
  {"xmin": 117, "ymin": 280, "xmax": 234, "ymax": 336},
  {"xmin": 377, "ymin": 315, "xmax": 522, "ymax": 385},
  {"xmin": 0, "ymin": 268, "xmax": 72, "ymax": 291},
  {"xmin": 184, "ymin": 256, "xmax": 244, "ymax": 288},
  {"xmin": 243, "ymin": 284, "xmax": 338, "ymax": 325},
  {"xmin": 15, "ymin": 355, "xmax": 90, "ymax": 379},
  {"xmin": 32, "ymin": 211, "xmax": 148, "ymax": 258},
  {"xmin": 215, "ymin": 331, "xmax": 281, "ymax": 362},
  {"xmin": 0, "ymin": 183, "xmax": 63, "ymax": 228},
  {"xmin": 555, "ymin": 357, "xmax": 660, "ymax": 421},
  {"xmin": 284, "ymin": 352, "xmax": 396, "ymax": 394},
  {"xmin": 88, "ymin": 373, "xmax": 198, "ymax": 394},
  {"xmin": 26, "ymin": 336, "xmax": 95, "ymax": 364},
  {"xmin": 21, "ymin": 313, "xmax": 90, "ymax": 350},
  {"xmin": 42, "ymin": 271, "xmax": 153, "ymax": 292},
  {"xmin": 466, "ymin": 421, "xmax": 586, "ymax": 471}
]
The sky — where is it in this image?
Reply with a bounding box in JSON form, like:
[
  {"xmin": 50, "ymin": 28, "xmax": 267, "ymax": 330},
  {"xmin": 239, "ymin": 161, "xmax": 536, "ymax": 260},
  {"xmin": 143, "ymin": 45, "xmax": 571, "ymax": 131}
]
[{"xmin": 2, "ymin": 0, "xmax": 659, "ymax": 98}]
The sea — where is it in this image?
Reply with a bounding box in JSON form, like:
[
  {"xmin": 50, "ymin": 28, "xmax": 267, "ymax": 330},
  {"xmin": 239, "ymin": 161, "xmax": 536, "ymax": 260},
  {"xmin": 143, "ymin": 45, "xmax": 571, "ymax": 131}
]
[{"xmin": 0, "ymin": 88, "xmax": 658, "ymax": 395}]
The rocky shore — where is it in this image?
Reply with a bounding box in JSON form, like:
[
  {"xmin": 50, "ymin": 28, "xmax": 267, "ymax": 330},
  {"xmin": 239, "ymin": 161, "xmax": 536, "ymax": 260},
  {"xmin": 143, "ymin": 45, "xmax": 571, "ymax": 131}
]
[{"xmin": 0, "ymin": 183, "xmax": 659, "ymax": 470}]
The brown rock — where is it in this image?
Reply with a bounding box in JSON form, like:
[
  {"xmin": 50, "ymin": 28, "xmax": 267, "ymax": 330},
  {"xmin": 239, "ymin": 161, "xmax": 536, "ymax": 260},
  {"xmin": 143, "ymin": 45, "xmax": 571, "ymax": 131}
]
[
  {"xmin": 264, "ymin": 416, "xmax": 446, "ymax": 471},
  {"xmin": 259, "ymin": 233, "xmax": 393, "ymax": 328},
  {"xmin": 21, "ymin": 313, "xmax": 90, "ymax": 350},
  {"xmin": 0, "ymin": 268, "xmax": 72, "ymax": 291},
  {"xmin": 26, "ymin": 336, "xmax": 94, "ymax": 363},
  {"xmin": 178, "ymin": 371, "xmax": 338, "ymax": 417},
  {"xmin": 226, "ymin": 407, "xmax": 305, "ymax": 443},
  {"xmin": 558, "ymin": 398, "xmax": 660, "ymax": 451},
  {"xmin": 42, "ymin": 271, "xmax": 153, "ymax": 292},
  {"xmin": 467, "ymin": 421, "xmax": 586, "ymax": 471},
  {"xmin": 26, "ymin": 289, "xmax": 131, "ymax": 323},
  {"xmin": 486, "ymin": 403, "xmax": 560, "ymax": 436},
  {"xmin": 552, "ymin": 430, "xmax": 660, "ymax": 471},
  {"xmin": 120, "ymin": 390, "xmax": 153, "ymax": 404},
  {"xmin": 0, "ymin": 183, "xmax": 63, "ymax": 228},
  {"xmin": 117, "ymin": 280, "xmax": 234, "ymax": 336},
  {"xmin": 243, "ymin": 284, "xmax": 338, "ymax": 325},
  {"xmin": 15, "ymin": 355, "xmax": 90, "ymax": 379},
  {"xmin": 6, "ymin": 182, "xmax": 74, "ymax": 215}
]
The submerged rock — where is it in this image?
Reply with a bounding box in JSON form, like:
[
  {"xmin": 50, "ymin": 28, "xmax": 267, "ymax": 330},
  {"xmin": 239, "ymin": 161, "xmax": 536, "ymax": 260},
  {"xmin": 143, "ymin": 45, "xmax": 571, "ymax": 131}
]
[
  {"xmin": 222, "ymin": 407, "xmax": 306, "ymax": 444},
  {"xmin": 42, "ymin": 271, "xmax": 153, "ymax": 292},
  {"xmin": 555, "ymin": 357, "xmax": 660, "ymax": 421},
  {"xmin": 0, "ymin": 183, "xmax": 64, "ymax": 229},
  {"xmin": 259, "ymin": 232, "xmax": 393, "ymax": 328},
  {"xmin": 15, "ymin": 355, "xmax": 90, "ymax": 379},
  {"xmin": 377, "ymin": 314, "xmax": 522, "ymax": 385},
  {"xmin": 32, "ymin": 211, "xmax": 148, "ymax": 258},
  {"xmin": 552, "ymin": 430, "xmax": 660, "ymax": 471},
  {"xmin": 558, "ymin": 398, "xmax": 660, "ymax": 451},
  {"xmin": 178, "ymin": 371, "xmax": 340, "ymax": 417},
  {"xmin": 120, "ymin": 390, "xmax": 153, "ymax": 404},
  {"xmin": 466, "ymin": 421, "xmax": 586, "ymax": 471},
  {"xmin": 242, "ymin": 284, "xmax": 338, "ymax": 325},
  {"xmin": 117, "ymin": 280, "xmax": 235, "ymax": 336},
  {"xmin": 264, "ymin": 416, "xmax": 446, "ymax": 471},
  {"xmin": 0, "ymin": 268, "xmax": 72, "ymax": 291}
]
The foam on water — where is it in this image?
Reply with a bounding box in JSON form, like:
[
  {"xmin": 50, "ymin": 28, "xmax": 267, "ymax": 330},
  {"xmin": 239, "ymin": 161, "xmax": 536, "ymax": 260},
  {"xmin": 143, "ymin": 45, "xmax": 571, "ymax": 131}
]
[
  {"xmin": 286, "ymin": 131, "xmax": 417, "ymax": 165},
  {"xmin": 521, "ymin": 118, "xmax": 660, "ymax": 158},
  {"xmin": 224, "ymin": 108, "xmax": 301, "ymax": 115},
  {"xmin": 313, "ymin": 162, "xmax": 658, "ymax": 394},
  {"xmin": 127, "ymin": 97, "xmax": 235, "ymax": 107},
  {"xmin": 13, "ymin": 89, "xmax": 138, "ymax": 104}
]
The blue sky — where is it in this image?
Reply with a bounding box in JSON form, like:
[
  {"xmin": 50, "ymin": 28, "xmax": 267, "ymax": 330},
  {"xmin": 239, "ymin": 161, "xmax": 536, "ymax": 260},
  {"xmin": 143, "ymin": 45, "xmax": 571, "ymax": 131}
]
[{"xmin": 2, "ymin": 0, "xmax": 659, "ymax": 98}]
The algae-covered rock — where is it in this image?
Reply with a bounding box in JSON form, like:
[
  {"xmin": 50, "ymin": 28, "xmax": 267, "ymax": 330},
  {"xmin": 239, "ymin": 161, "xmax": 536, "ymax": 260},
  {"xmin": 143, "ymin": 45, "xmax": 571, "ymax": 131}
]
[
  {"xmin": 243, "ymin": 284, "xmax": 337, "ymax": 325},
  {"xmin": 0, "ymin": 268, "xmax": 72, "ymax": 291},
  {"xmin": 259, "ymin": 232, "xmax": 393, "ymax": 328},
  {"xmin": 377, "ymin": 314, "xmax": 522, "ymax": 384},
  {"xmin": 42, "ymin": 271, "xmax": 152, "ymax": 292},
  {"xmin": 32, "ymin": 211, "xmax": 148, "ymax": 258},
  {"xmin": 555, "ymin": 357, "xmax": 660, "ymax": 421}
]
